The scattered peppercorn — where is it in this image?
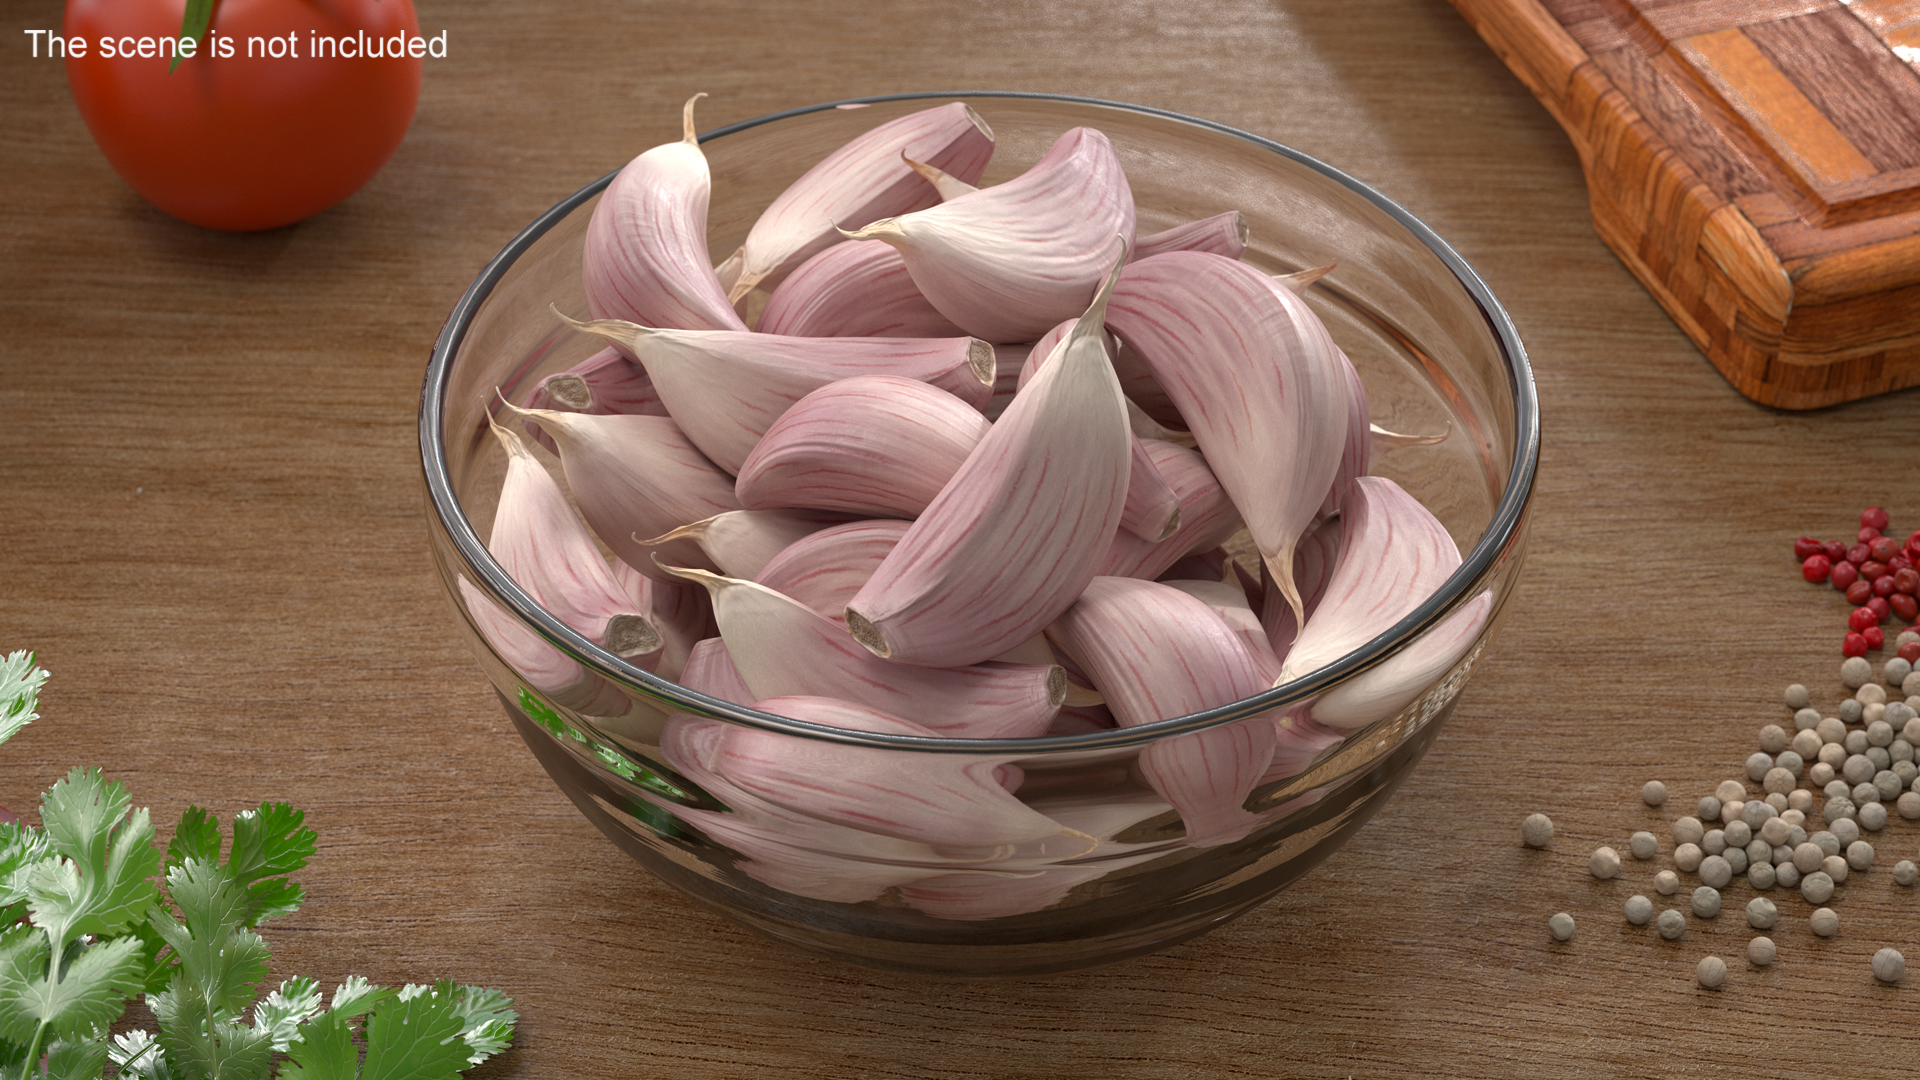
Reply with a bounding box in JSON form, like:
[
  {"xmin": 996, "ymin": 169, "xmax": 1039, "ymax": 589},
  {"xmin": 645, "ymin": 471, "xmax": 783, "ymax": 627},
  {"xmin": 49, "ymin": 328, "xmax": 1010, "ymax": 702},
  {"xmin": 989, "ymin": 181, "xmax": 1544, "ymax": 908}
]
[
  {"xmin": 1521, "ymin": 813, "xmax": 1553, "ymax": 848},
  {"xmin": 1748, "ymin": 936, "xmax": 1776, "ymax": 967},
  {"xmin": 1696, "ymin": 955, "xmax": 1727, "ymax": 989},
  {"xmin": 1810, "ymin": 907, "xmax": 1839, "ymax": 937},
  {"xmin": 1874, "ymin": 948, "xmax": 1906, "ymax": 983},
  {"xmin": 1548, "ymin": 912, "xmax": 1575, "ymax": 941},
  {"xmin": 1641, "ymin": 780, "xmax": 1667, "ymax": 807},
  {"xmin": 1624, "ymin": 895, "xmax": 1653, "ymax": 926}
]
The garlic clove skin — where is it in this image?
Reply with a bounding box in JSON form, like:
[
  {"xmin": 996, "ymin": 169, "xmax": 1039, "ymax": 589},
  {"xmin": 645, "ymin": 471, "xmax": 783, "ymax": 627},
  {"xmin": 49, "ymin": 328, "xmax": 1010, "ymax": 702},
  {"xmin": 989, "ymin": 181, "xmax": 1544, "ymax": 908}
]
[
  {"xmin": 900, "ymin": 152, "xmax": 980, "ymax": 201},
  {"xmin": 1274, "ymin": 262, "xmax": 1337, "ymax": 293},
  {"xmin": 486, "ymin": 418, "xmax": 663, "ymax": 667},
  {"xmin": 676, "ymin": 636, "xmax": 755, "ymax": 705},
  {"xmin": 1304, "ymin": 591, "xmax": 1494, "ymax": 731},
  {"xmin": 457, "ymin": 575, "xmax": 634, "ymax": 717},
  {"xmin": 610, "ymin": 560, "xmax": 713, "ymax": 683},
  {"xmin": 494, "ymin": 401, "xmax": 741, "ymax": 583},
  {"xmin": 583, "ymin": 93, "xmax": 747, "ymax": 333},
  {"xmin": 1107, "ymin": 250, "xmax": 1351, "ymax": 628},
  {"xmin": 661, "ymin": 564, "xmax": 1065, "ymax": 738},
  {"xmin": 557, "ymin": 311, "xmax": 993, "ymax": 473},
  {"xmin": 520, "ymin": 345, "xmax": 667, "ymax": 454},
  {"xmin": 1133, "ymin": 211, "xmax": 1249, "ymax": 261},
  {"xmin": 734, "ymin": 376, "xmax": 991, "ymax": 519},
  {"xmin": 754, "ymin": 518, "xmax": 912, "ymax": 623},
  {"xmin": 1317, "ymin": 349, "xmax": 1373, "ymax": 521},
  {"xmin": 841, "ymin": 127, "xmax": 1137, "ymax": 343},
  {"xmin": 1093, "ymin": 440, "xmax": 1243, "ymax": 580},
  {"xmin": 727, "ymin": 102, "xmax": 995, "ymax": 301},
  {"xmin": 756, "ymin": 240, "xmax": 967, "ymax": 339},
  {"xmin": 1161, "ymin": 578, "xmax": 1283, "ymax": 684},
  {"xmin": 639, "ymin": 508, "xmax": 855, "ymax": 581},
  {"xmin": 1260, "ymin": 513, "xmax": 1343, "ymax": 660},
  {"xmin": 845, "ymin": 255, "xmax": 1133, "ymax": 668},
  {"xmin": 1275, "ymin": 476, "xmax": 1463, "ymax": 691}
]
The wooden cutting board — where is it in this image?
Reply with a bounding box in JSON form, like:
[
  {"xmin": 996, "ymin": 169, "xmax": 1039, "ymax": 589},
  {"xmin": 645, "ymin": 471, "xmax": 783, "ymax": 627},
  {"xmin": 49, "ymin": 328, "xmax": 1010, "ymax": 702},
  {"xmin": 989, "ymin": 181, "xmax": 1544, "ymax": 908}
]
[{"xmin": 1448, "ymin": 0, "xmax": 1920, "ymax": 408}]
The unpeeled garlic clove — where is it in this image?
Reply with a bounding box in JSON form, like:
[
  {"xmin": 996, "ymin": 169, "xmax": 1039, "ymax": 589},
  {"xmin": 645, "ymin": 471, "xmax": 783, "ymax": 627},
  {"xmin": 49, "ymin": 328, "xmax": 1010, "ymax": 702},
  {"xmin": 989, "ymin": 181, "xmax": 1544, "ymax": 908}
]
[
  {"xmin": 1303, "ymin": 590, "xmax": 1493, "ymax": 731},
  {"xmin": 582, "ymin": 94, "xmax": 746, "ymax": 333},
  {"xmin": 1317, "ymin": 350, "xmax": 1372, "ymax": 521},
  {"xmin": 676, "ymin": 636, "xmax": 754, "ymax": 704},
  {"xmin": 1108, "ymin": 251, "xmax": 1351, "ymax": 628},
  {"xmin": 754, "ymin": 518, "xmax": 911, "ymax": 623},
  {"xmin": 1274, "ymin": 262, "xmax": 1337, "ymax": 293},
  {"xmin": 845, "ymin": 256, "xmax": 1133, "ymax": 668},
  {"xmin": 900, "ymin": 153, "xmax": 979, "ymax": 200},
  {"xmin": 456, "ymin": 575, "xmax": 633, "ymax": 717},
  {"xmin": 1133, "ymin": 211, "xmax": 1249, "ymax": 261},
  {"xmin": 610, "ymin": 559, "xmax": 712, "ymax": 683},
  {"xmin": 661, "ymin": 565, "xmax": 1065, "ymax": 738},
  {"xmin": 982, "ymin": 342, "xmax": 1031, "ymax": 420},
  {"xmin": 841, "ymin": 127, "xmax": 1137, "ymax": 343},
  {"xmin": 734, "ymin": 376, "xmax": 991, "ymax": 518},
  {"xmin": 486, "ymin": 419, "xmax": 663, "ymax": 666},
  {"xmin": 493, "ymin": 401, "xmax": 741, "ymax": 583},
  {"xmin": 1093, "ymin": 440, "xmax": 1243, "ymax": 580},
  {"xmin": 756, "ymin": 240, "xmax": 967, "ymax": 339},
  {"xmin": 1161, "ymin": 578, "xmax": 1282, "ymax": 684},
  {"xmin": 725, "ymin": 102, "xmax": 995, "ymax": 301},
  {"xmin": 557, "ymin": 311, "xmax": 993, "ymax": 473},
  {"xmin": 1275, "ymin": 475, "xmax": 1462, "ymax": 688},
  {"xmin": 1260, "ymin": 513, "xmax": 1342, "ymax": 660},
  {"xmin": 521, "ymin": 345, "xmax": 668, "ymax": 455},
  {"xmin": 640, "ymin": 509, "xmax": 855, "ymax": 580}
]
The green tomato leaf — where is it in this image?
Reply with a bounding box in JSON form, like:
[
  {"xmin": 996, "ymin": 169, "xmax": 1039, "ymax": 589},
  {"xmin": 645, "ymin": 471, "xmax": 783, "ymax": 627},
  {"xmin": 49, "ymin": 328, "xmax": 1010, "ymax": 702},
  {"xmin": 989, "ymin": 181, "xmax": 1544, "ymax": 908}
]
[
  {"xmin": 359, "ymin": 987, "xmax": 470, "ymax": 1080},
  {"xmin": 44, "ymin": 1032, "xmax": 112, "ymax": 1080},
  {"xmin": 0, "ymin": 650, "xmax": 48, "ymax": 748}
]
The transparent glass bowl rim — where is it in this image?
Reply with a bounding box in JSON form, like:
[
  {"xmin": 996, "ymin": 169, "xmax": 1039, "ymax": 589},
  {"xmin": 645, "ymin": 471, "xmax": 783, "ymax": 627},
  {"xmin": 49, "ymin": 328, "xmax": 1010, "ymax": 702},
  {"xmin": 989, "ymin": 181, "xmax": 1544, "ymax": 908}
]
[{"xmin": 419, "ymin": 89, "xmax": 1541, "ymax": 756}]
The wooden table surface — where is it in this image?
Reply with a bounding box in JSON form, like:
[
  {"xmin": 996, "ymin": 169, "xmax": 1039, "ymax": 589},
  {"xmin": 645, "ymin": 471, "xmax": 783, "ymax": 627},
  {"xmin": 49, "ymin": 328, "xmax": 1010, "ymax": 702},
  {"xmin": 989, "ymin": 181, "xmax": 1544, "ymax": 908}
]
[{"xmin": 6, "ymin": 1, "xmax": 1920, "ymax": 1076}]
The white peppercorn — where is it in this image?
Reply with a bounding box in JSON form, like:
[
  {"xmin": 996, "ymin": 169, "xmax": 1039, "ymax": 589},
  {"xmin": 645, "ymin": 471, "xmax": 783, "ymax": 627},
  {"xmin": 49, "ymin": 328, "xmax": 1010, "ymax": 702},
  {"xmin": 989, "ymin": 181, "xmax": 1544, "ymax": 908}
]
[
  {"xmin": 1723, "ymin": 820, "xmax": 1752, "ymax": 848},
  {"xmin": 1827, "ymin": 778, "xmax": 1853, "ymax": 802},
  {"xmin": 1843, "ymin": 656, "xmax": 1873, "ymax": 688},
  {"xmin": 1725, "ymin": 847, "xmax": 1750, "ymax": 875},
  {"xmin": 1869, "ymin": 719, "xmax": 1896, "ymax": 747},
  {"xmin": 1825, "ymin": 797, "xmax": 1856, "ymax": 823},
  {"xmin": 1782, "ymin": 809, "xmax": 1807, "ymax": 830},
  {"xmin": 1847, "ymin": 840, "xmax": 1875, "ymax": 870},
  {"xmin": 1697, "ymin": 796, "xmax": 1722, "ymax": 823},
  {"xmin": 1861, "ymin": 801, "xmax": 1889, "ymax": 832},
  {"xmin": 1903, "ymin": 629, "xmax": 1920, "ymax": 649},
  {"xmin": 1813, "ymin": 830, "xmax": 1842, "ymax": 855},
  {"xmin": 1859, "ymin": 683, "xmax": 1889, "ymax": 707},
  {"xmin": 1744, "ymin": 799, "xmax": 1775, "ymax": 827},
  {"xmin": 1703, "ymin": 829, "xmax": 1727, "ymax": 856},
  {"xmin": 1794, "ymin": 842, "xmax": 1827, "ymax": 872},
  {"xmin": 1674, "ymin": 816, "xmax": 1705, "ymax": 845},
  {"xmin": 1840, "ymin": 699, "xmax": 1865, "ymax": 724},
  {"xmin": 1874, "ymin": 948, "xmax": 1905, "ymax": 983},
  {"xmin": 1763, "ymin": 768, "xmax": 1796, "ymax": 796},
  {"xmin": 1641, "ymin": 780, "xmax": 1667, "ymax": 806},
  {"xmin": 1908, "ymin": 666, "xmax": 1920, "ymax": 695},
  {"xmin": 1765, "ymin": 792, "xmax": 1789, "ymax": 812},
  {"xmin": 1890, "ymin": 702, "xmax": 1917, "ymax": 728},
  {"xmin": 1787, "ymin": 823, "xmax": 1809, "ymax": 847},
  {"xmin": 1772, "ymin": 844, "xmax": 1794, "ymax": 866},
  {"xmin": 1521, "ymin": 812, "xmax": 1554, "ymax": 848},
  {"xmin": 1821, "ymin": 743, "xmax": 1850, "ymax": 769},
  {"xmin": 1590, "ymin": 846, "xmax": 1621, "ymax": 879},
  {"xmin": 1810, "ymin": 761, "xmax": 1838, "ymax": 786},
  {"xmin": 1697, "ymin": 955, "xmax": 1727, "ymax": 989},
  {"xmin": 1908, "ymin": 716, "xmax": 1920, "ymax": 744},
  {"xmin": 1655, "ymin": 869, "xmax": 1681, "ymax": 895},
  {"xmin": 1803, "ymin": 871, "xmax": 1836, "ymax": 904},
  {"xmin": 1819, "ymin": 716, "xmax": 1848, "ymax": 744},
  {"xmin": 1825, "ymin": 854, "xmax": 1850, "ymax": 884},
  {"xmin": 1870, "ymin": 747, "xmax": 1893, "ymax": 773},
  {"xmin": 1723, "ymin": 800, "xmax": 1745, "ymax": 824},
  {"xmin": 1896, "ymin": 761, "xmax": 1917, "ymax": 785},
  {"xmin": 1794, "ymin": 706, "xmax": 1821, "ymax": 731},
  {"xmin": 1747, "ymin": 896, "xmax": 1778, "ymax": 928},
  {"xmin": 1675, "ymin": 843, "xmax": 1705, "ymax": 872},
  {"xmin": 1624, "ymin": 894, "xmax": 1653, "ymax": 926},
  {"xmin": 1832, "ymin": 818, "xmax": 1861, "ymax": 847},
  {"xmin": 1777, "ymin": 862, "xmax": 1802, "ymax": 888},
  {"xmin": 1548, "ymin": 912, "xmax": 1575, "ymax": 941},
  {"xmin": 1899, "ymin": 792, "xmax": 1920, "ymax": 820},
  {"xmin": 1893, "ymin": 737, "xmax": 1915, "ymax": 763},
  {"xmin": 1657, "ymin": 908, "xmax": 1686, "ymax": 940},
  {"xmin": 1894, "ymin": 860, "xmax": 1918, "ymax": 886},
  {"xmin": 1692, "ymin": 886, "xmax": 1722, "ymax": 917},
  {"xmin": 1749, "ymin": 861, "xmax": 1776, "ymax": 890},
  {"xmin": 1746, "ymin": 837, "xmax": 1772, "ymax": 866},
  {"xmin": 1759, "ymin": 725, "xmax": 1788, "ymax": 755},
  {"xmin": 1629, "ymin": 831, "xmax": 1658, "ymax": 860},
  {"xmin": 1789, "ymin": 789, "xmax": 1814, "ymax": 813},
  {"xmin": 1787, "ymin": 683, "xmax": 1812, "ymax": 709},
  {"xmin": 1746, "ymin": 752, "xmax": 1774, "ymax": 781},
  {"xmin": 1717, "ymin": 779, "xmax": 1747, "ymax": 803},
  {"xmin": 1762, "ymin": 817, "xmax": 1792, "ymax": 846},
  {"xmin": 1853, "ymin": 781, "xmax": 1881, "ymax": 805},
  {"xmin": 1869, "ymin": 702, "xmax": 1890, "ymax": 727},
  {"xmin": 1792, "ymin": 728, "xmax": 1823, "ymax": 757},
  {"xmin": 1749, "ymin": 936, "xmax": 1776, "ymax": 966},
  {"xmin": 1877, "ymin": 770, "xmax": 1904, "ymax": 800},
  {"xmin": 1810, "ymin": 906, "xmax": 1839, "ymax": 937},
  {"xmin": 1890, "ymin": 658, "xmax": 1916, "ymax": 686}
]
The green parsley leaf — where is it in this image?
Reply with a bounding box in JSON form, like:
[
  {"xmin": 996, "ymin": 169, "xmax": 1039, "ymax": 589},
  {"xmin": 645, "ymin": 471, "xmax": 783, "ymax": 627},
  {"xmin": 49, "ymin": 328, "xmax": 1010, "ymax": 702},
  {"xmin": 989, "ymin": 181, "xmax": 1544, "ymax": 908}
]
[
  {"xmin": 0, "ymin": 932, "xmax": 146, "ymax": 1043},
  {"xmin": 168, "ymin": 807, "xmax": 223, "ymax": 870},
  {"xmin": 0, "ymin": 820, "xmax": 55, "ymax": 927},
  {"xmin": 0, "ymin": 651, "xmax": 48, "ymax": 748},
  {"xmin": 359, "ymin": 985, "xmax": 470, "ymax": 1080},
  {"xmin": 448, "ymin": 985, "xmax": 517, "ymax": 1066},
  {"xmin": 44, "ymin": 1033, "xmax": 112, "ymax": 1080},
  {"xmin": 31, "ymin": 768, "xmax": 160, "ymax": 952},
  {"xmin": 110, "ymin": 1029, "xmax": 176, "ymax": 1080},
  {"xmin": 274, "ymin": 1009, "xmax": 357, "ymax": 1080}
]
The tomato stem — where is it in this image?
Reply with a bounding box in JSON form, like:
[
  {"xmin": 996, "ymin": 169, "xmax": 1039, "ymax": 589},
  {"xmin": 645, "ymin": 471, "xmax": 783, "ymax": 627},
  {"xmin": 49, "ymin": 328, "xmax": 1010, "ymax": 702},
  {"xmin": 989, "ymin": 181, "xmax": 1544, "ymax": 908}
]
[{"xmin": 170, "ymin": 0, "xmax": 217, "ymax": 73}]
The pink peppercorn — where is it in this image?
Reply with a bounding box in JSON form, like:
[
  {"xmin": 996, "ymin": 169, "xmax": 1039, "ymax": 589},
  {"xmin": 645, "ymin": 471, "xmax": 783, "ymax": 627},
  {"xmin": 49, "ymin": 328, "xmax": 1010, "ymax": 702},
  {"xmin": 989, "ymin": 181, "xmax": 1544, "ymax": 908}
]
[
  {"xmin": 1870, "ymin": 596, "xmax": 1892, "ymax": 621},
  {"xmin": 1901, "ymin": 641, "xmax": 1920, "ymax": 663},
  {"xmin": 1849, "ymin": 543, "xmax": 1872, "ymax": 565},
  {"xmin": 1893, "ymin": 594, "xmax": 1919, "ymax": 623},
  {"xmin": 1834, "ymin": 562, "xmax": 1861, "ymax": 591},
  {"xmin": 1796, "ymin": 536, "xmax": 1825, "ymax": 560},
  {"xmin": 1863, "ymin": 526, "xmax": 1885, "ymax": 543},
  {"xmin": 1873, "ymin": 536, "xmax": 1901, "ymax": 562},
  {"xmin": 1848, "ymin": 580, "xmax": 1874, "ymax": 605},
  {"xmin": 1846, "ymin": 633, "xmax": 1870, "ymax": 657},
  {"xmin": 1828, "ymin": 540, "xmax": 1851, "ymax": 563},
  {"xmin": 1864, "ymin": 561, "xmax": 1891, "ymax": 581},
  {"xmin": 1865, "ymin": 627, "xmax": 1886, "ymax": 650},
  {"xmin": 1853, "ymin": 607, "xmax": 1882, "ymax": 632},
  {"xmin": 1897, "ymin": 568, "xmax": 1920, "ymax": 595},
  {"xmin": 1876, "ymin": 575, "xmax": 1898, "ymax": 598},
  {"xmin": 1805, "ymin": 554, "xmax": 1833, "ymax": 582},
  {"xmin": 1864, "ymin": 507, "xmax": 1891, "ymax": 530}
]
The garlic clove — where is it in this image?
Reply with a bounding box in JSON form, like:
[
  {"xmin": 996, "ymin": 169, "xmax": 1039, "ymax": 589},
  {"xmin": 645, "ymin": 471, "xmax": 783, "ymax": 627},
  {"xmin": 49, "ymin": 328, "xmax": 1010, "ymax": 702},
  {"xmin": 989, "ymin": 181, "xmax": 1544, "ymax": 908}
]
[
  {"xmin": 493, "ymin": 401, "xmax": 741, "ymax": 583},
  {"xmin": 557, "ymin": 310, "xmax": 993, "ymax": 473},
  {"xmin": 1274, "ymin": 262, "xmax": 1337, "ymax": 293},
  {"xmin": 1094, "ymin": 439, "xmax": 1243, "ymax": 580},
  {"xmin": 1317, "ymin": 349, "xmax": 1373, "ymax": 521},
  {"xmin": 756, "ymin": 240, "xmax": 967, "ymax": 339},
  {"xmin": 639, "ymin": 508, "xmax": 855, "ymax": 580},
  {"xmin": 982, "ymin": 342, "xmax": 1031, "ymax": 420},
  {"xmin": 486, "ymin": 418, "xmax": 663, "ymax": 667},
  {"xmin": 841, "ymin": 127, "xmax": 1137, "ymax": 343},
  {"xmin": 900, "ymin": 152, "xmax": 980, "ymax": 200},
  {"xmin": 710, "ymin": 695, "xmax": 1074, "ymax": 850},
  {"xmin": 583, "ymin": 93, "xmax": 747, "ymax": 333},
  {"xmin": 1275, "ymin": 476, "xmax": 1463, "ymax": 690},
  {"xmin": 734, "ymin": 376, "xmax": 991, "ymax": 518},
  {"xmin": 753, "ymin": 518, "xmax": 912, "ymax": 623},
  {"xmin": 1305, "ymin": 590, "xmax": 1493, "ymax": 731},
  {"xmin": 609, "ymin": 560, "xmax": 713, "ymax": 683},
  {"xmin": 1108, "ymin": 250, "xmax": 1351, "ymax": 628},
  {"xmin": 676, "ymin": 636, "xmax": 754, "ymax": 705},
  {"xmin": 1133, "ymin": 210, "xmax": 1249, "ymax": 261},
  {"xmin": 845, "ymin": 255, "xmax": 1133, "ymax": 668},
  {"xmin": 1161, "ymin": 578, "xmax": 1283, "ymax": 684},
  {"xmin": 727, "ymin": 102, "xmax": 995, "ymax": 301},
  {"xmin": 520, "ymin": 345, "xmax": 667, "ymax": 454},
  {"xmin": 456, "ymin": 575, "xmax": 633, "ymax": 717},
  {"xmin": 1260, "ymin": 712, "xmax": 1348, "ymax": 782},
  {"xmin": 1260, "ymin": 513, "xmax": 1343, "ymax": 660},
  {"xmin": 661, "ymin": 564, "xmax": 1065, "ymax": 738}
]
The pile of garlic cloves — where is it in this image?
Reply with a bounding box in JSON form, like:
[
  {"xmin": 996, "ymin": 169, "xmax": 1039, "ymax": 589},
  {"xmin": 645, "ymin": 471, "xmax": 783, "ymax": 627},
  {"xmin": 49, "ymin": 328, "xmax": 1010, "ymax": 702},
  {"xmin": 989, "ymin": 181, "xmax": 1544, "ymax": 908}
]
[{"xmin": 465, "ymin": 97, "xmax": 1492, "ymax": 918}]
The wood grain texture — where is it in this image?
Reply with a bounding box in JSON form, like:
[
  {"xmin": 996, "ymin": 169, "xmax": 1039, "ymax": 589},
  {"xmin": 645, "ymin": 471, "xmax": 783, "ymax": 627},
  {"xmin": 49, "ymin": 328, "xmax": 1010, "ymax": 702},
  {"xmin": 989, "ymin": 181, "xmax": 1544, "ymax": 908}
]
[
  {"xmin": 1452, "ymin": 0, "xmax": 1920, "ymax": 407},
  {"xmin": 6, "ymin": 1, "xmax": 1920, "ymax": 1078}
]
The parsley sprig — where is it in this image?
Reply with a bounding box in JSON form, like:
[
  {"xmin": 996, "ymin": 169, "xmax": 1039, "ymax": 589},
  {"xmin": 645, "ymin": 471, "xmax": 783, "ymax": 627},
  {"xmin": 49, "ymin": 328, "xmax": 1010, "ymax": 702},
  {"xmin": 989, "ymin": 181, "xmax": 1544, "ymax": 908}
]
[{"xmin": 0, "ymin": 652, "xmax": 516, "ymax": 1080}]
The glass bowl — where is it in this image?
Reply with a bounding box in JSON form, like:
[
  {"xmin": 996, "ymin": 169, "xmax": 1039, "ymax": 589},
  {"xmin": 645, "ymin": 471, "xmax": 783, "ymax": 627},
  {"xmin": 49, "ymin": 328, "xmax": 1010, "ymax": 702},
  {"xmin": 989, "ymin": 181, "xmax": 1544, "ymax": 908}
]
[{"xmin": 420, "ymin": 92, "xmax": 1538, "ymax": 977}]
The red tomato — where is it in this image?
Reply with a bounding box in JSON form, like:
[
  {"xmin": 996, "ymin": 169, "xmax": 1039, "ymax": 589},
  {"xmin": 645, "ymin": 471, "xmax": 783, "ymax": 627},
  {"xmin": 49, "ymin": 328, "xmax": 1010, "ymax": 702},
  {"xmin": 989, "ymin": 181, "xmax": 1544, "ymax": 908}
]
[{"xmin": 64, "ymin": 0, "xmax": 422, "ymax": 231}]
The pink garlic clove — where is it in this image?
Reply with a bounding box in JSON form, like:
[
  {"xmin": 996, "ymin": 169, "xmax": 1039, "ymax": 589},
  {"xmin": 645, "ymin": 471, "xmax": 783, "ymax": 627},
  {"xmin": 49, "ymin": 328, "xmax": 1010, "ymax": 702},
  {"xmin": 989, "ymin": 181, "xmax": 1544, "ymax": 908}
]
[
  {"xmin": 845, "ymin": 255, "xmax": 1133, "ymax": 668},
  {"xmin": 1132, "ymin": 211, "xmax": 1249, "ymax": 261},
  {"xmin": 1161, "ymin": 578, "xmax": 1283, "ymax": 685},
  {"xmin": 1261, "ymin": 513, "xmax": 1343, "ymax": 660},
  {"xmin": 1305, "ymin": 590, "xmax": 1493, "ymax": 731},
  {"xmin": 1107, "ymin": 250, "xmax": 1351, "ymax": 628},
  {"xmin": 521, "ymin": 345, "xmax": 667, "ymax": 454},
  {"xmin": 457, "ymin": 575, "xmax": 633, "ymax": 717},
  {"xmin": 582, "ymin": 94, "xmax": 747, "ymax": 334},
  {"xmin": 754, "ymin": 518, "xmax": 912, "ymax": 623},
  {"xmin": 734, "ymin": 376, "xmax": 991, "ymax": 519},
  {"xmin": 609, "ymin": 558, "xmax": 713, "ymax": 683},
  {"xmin": 900, "ymin": 152, "xmax": 980, "ymax": 201},
  {"xmin": 1317, "ymin": 349, "xmax": 1373, "ymax": 521},
  {"xmin": 725, "ymin": 102, "xmax": 995, "ymax": 301},
  {"xmin": 492, "ymin": 401, "xmax": 741, "ymax": 583},
  {"xmin": 1094, "ymin": 440, "xmax": 1243, "ymax": 581},
  {"xmin": 661, "ymin": 565, "xmax": 1065, "ymax": 738},
  {"xmin": 756, "ymin": 240, "xmax": 967, "ymax": 339},
  {"xmin": 841, "ymin": 127, "xmax": 1137, "ymax": 343},
  {"xmin": 557, "ymin": 310, "xmax": 993, "ymax": 473},
  {"xmin": 640, "ymin": 508, "xmax": 856, "ymax": 580},
  {"xmin": 485, "ymin": 419, "xmax": 663, "ymax": 666}
]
